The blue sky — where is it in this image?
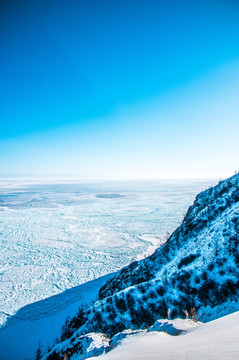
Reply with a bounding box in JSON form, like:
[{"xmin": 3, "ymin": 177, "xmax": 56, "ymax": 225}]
[{"xmin": 1, "ymin": 0, "xmax": 239, "ymax": 179}]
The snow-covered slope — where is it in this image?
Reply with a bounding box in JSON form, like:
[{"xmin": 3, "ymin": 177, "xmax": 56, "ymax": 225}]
[
  {"xmin": 99, "ymin": 173, "xmax": 239, "ymax": 302},
  {"xmin": 44, "ymin": 174, "xmax": 239, "ymax": 359},
  {"xmin": 88, "ymin": 311, "xmax": 239, "ymax": 360},
  {"xmin": 43, "ymin": 312, "xmax": 239, "ymax": 360},
  {"xmin": 43, "ymin": 318, "xmax": 200, "ymax": 360}
]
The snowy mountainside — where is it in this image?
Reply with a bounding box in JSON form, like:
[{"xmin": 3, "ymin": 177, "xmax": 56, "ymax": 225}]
[
  {"xmin": 43, "ymin": 318, "xmax": 200, "ymax": 360},
  {"xmin": 88, "ymin": 311, "xmax": 239, "ymax": 360},
  {"xmin": 44, "ymin": 174, "xmax": 239, "ymax": 359},
  {"xmin": 99, "ymin": 173, "xmax": 239, "ymax": 298}
]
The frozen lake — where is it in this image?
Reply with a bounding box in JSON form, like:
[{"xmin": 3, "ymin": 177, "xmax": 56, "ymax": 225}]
[{"xmin": 0, "ymin": 179, "xmax": 214, "ymax": 326}]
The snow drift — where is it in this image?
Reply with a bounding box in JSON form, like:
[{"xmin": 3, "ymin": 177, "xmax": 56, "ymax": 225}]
[{"xmin": 89, "ymin": 311, "xmax": 239, "ymax": 360}]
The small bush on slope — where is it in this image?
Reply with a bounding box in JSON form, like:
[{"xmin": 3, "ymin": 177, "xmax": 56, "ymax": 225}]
[
  {"xmin": 178, "ymin": 254, "xmax": 199, "ymax": 269},
  {"xmin": 60, "ymin": 305, "xmax": 87, "ymax": 342}
]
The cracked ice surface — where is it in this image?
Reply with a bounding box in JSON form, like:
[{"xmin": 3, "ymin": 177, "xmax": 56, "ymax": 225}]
[{"xmin": 0, "ymin": 179, "xmax": 213, "ymax": 326}]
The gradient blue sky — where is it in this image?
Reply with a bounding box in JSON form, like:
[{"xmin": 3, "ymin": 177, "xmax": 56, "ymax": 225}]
[{"xmin": 1, "ymin": 0, "xmax": 239, "ymax": 179}]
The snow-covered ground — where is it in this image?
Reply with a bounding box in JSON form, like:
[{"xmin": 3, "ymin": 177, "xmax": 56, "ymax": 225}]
[
  {"xmin": 89, "ymin": 311, "xmax": 239, "ymax": 360},
  {"xmin": 0, "ymin": 179, "xmax": 214, "ymax": 359}
]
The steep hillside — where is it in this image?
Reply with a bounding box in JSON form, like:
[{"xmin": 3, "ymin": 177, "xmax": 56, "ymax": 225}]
[
  {"xmin": 99, "ymin": 173, "xmax": 239, "ymax": 299},
  {"xmin": 44, "ymin": 174, "xmax": 239, "ymax": 359}
]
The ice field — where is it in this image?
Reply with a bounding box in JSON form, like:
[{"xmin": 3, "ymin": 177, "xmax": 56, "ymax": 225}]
[{"xmin": 0, "ymin": 179, "xmax": 214, "ymax": 327}]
